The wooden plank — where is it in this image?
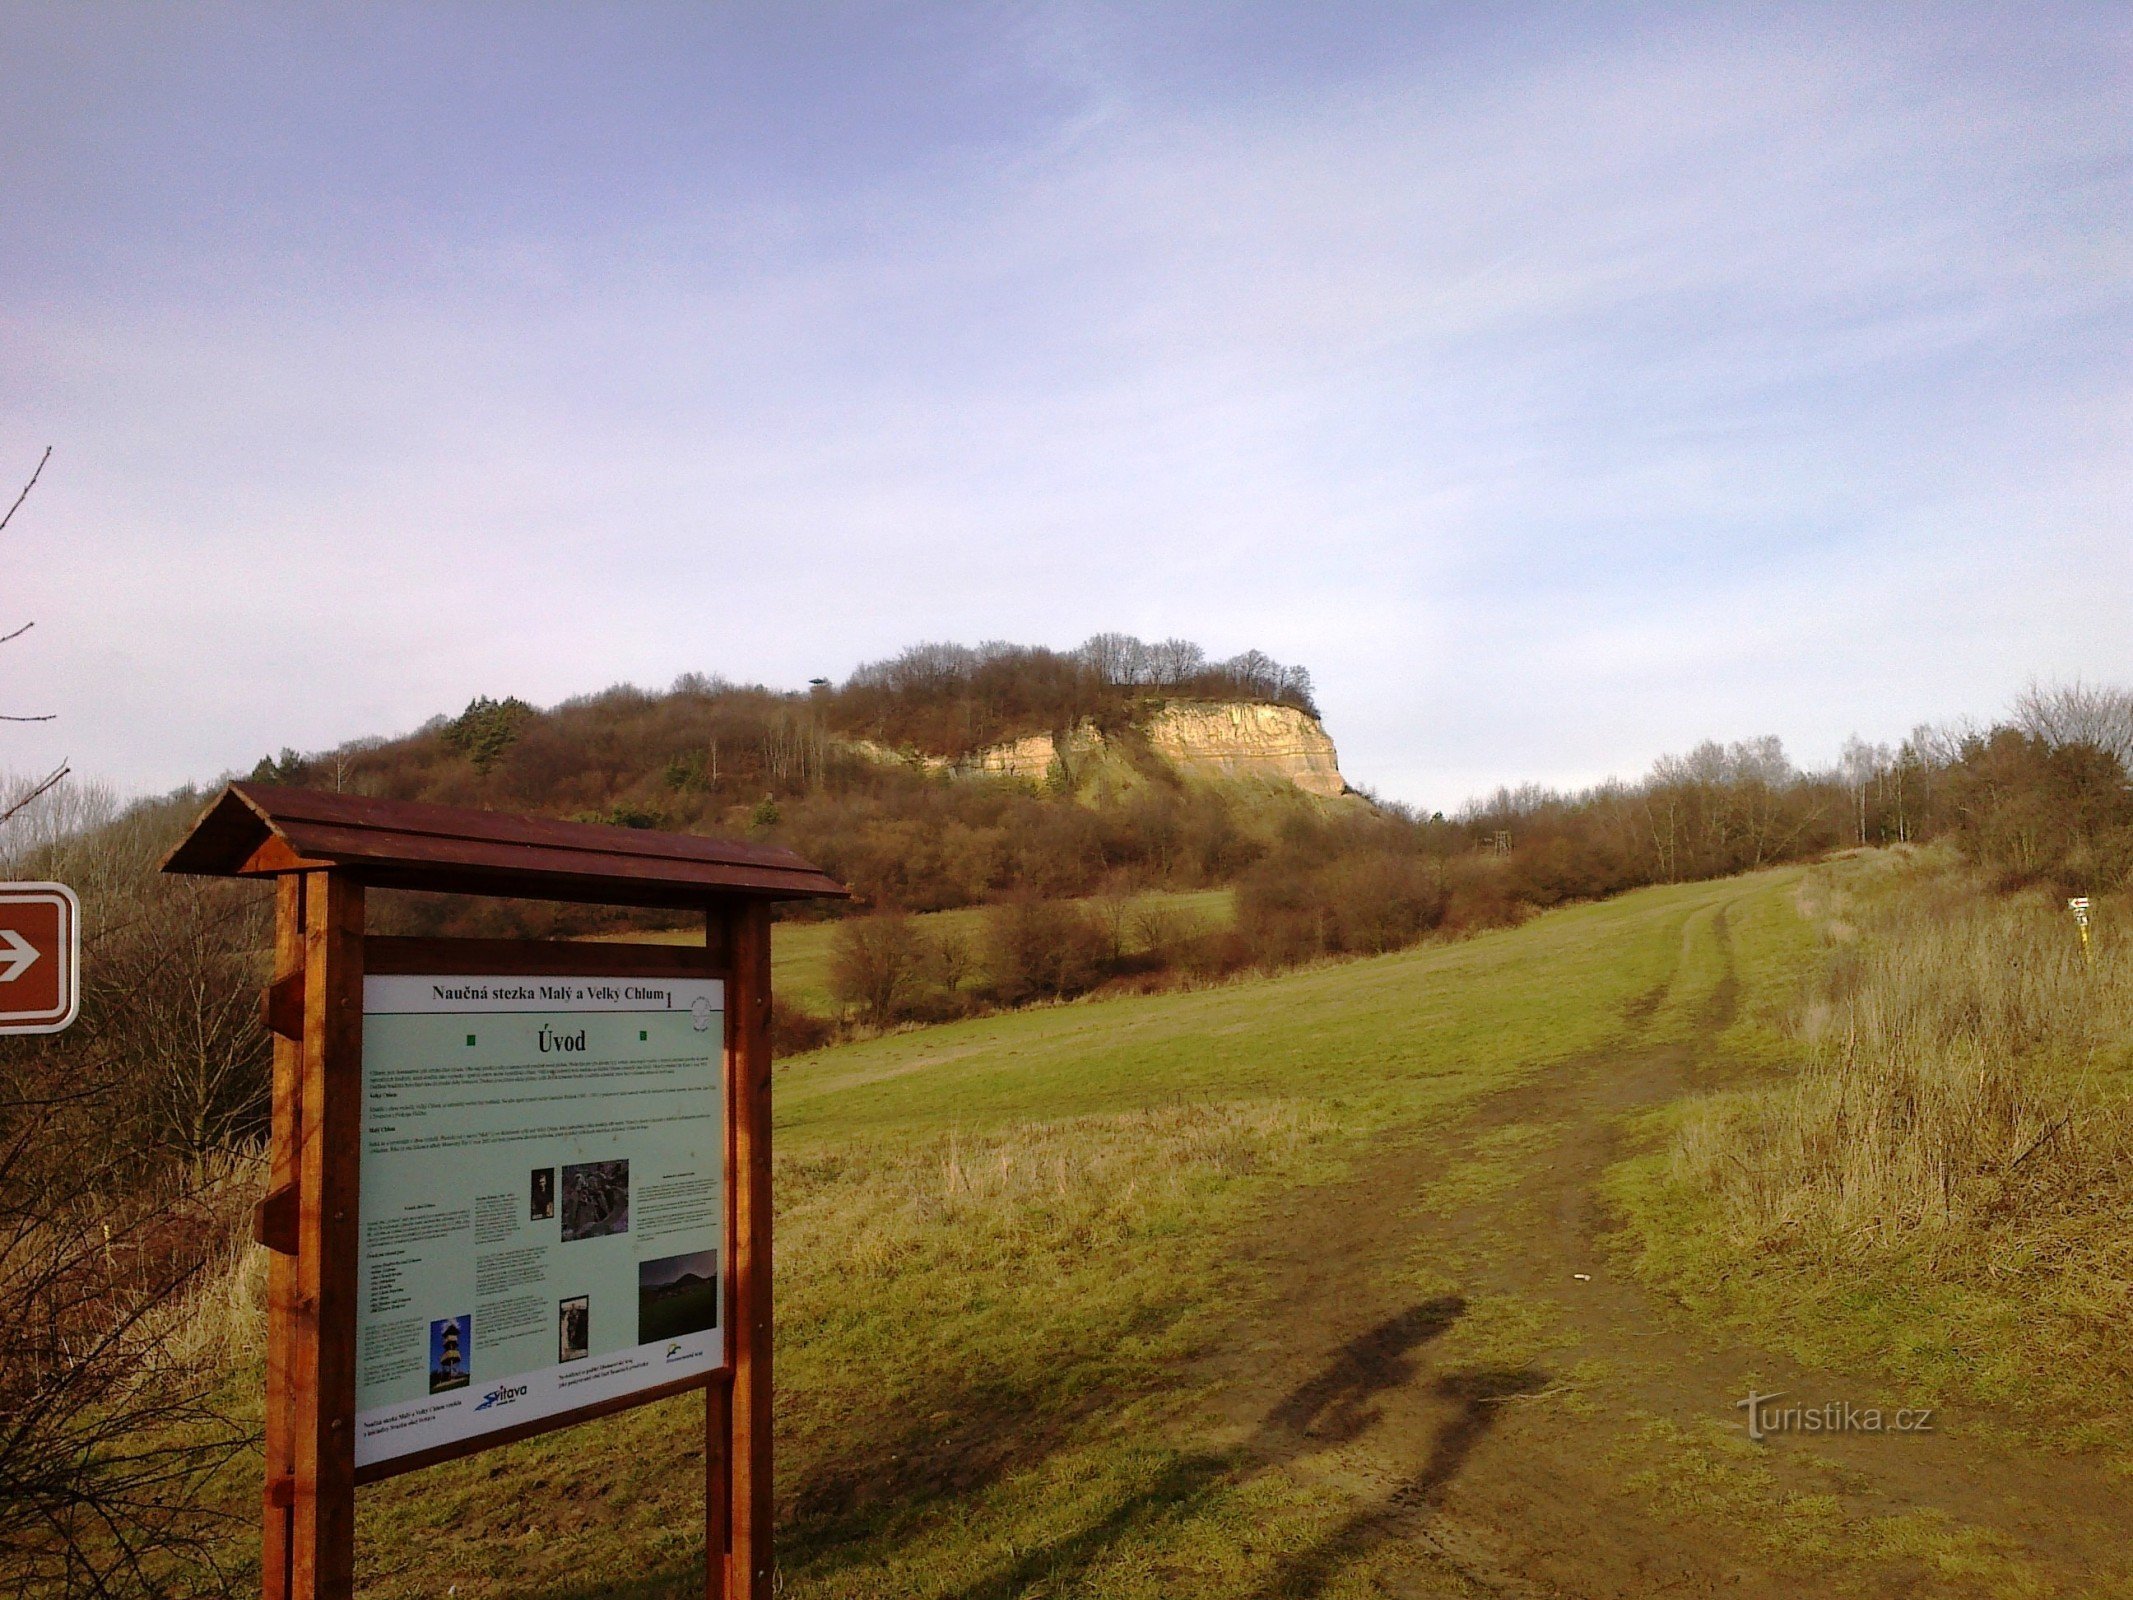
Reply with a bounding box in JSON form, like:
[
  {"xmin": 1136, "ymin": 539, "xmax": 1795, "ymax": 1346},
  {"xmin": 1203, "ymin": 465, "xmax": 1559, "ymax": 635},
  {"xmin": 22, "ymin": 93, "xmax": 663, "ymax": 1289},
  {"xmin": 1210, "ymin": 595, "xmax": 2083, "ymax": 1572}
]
[
  {"xmin": 261, "ymin": 875, "xmax": 305, "ymax": 1600},
  {"xmin": 350, "ymin": 1371, "xmax": 719, "ymax": 1485},
  {"xmin": 241, "ymin": 836, "xmax": 336, "ymax": 875},
  {"xmin": 292, "ymin": 871, "xmax": 364, "ymax": 1600},
  {"xmin": 264, "ymin": 970, "xmax": 305, "ymax": 1040},
  {"xmin": 231, "ymin": 782, "xmax": 819, "ymax": 868},
  {"xmin": 256, "ymin": 819, "xmax": 844, "ymax": 898},
  {"xmin": 335, "ymin": 864, "xmax": 836, "ymax": 910},
  {"xmin": 706, "ymin": 1370, "xmax": 732, "ymax": 1600},
  {"xmin": 363, "ymin": 934, "xmax": 725, "ymax": 978},
  {"xmin": 723, "ymin": 900, "xmax": 774, "ymax": 1600},
  {"xmin": 254, "ymin": 1183, "xmax": 299, "ymax": 1255}
]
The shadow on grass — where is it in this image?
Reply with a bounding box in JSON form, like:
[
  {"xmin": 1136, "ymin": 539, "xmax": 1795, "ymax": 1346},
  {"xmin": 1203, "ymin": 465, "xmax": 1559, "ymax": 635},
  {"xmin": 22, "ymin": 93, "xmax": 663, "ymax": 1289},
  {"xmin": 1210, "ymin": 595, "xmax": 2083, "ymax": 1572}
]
[
  {"xmin": 1245, "ymin": 1364, "xmax": 1550, "ymax": 1599},
  {"xmin": 523, "ymin": 1299, "xmax": 1534, "ymax": 1600},
  {"xmin": 1262, "ymin": 1297, "xmax": 1467, "ymax": 1444},
  {"xmin": 922, "ymin": 1299, "xmax": 1477, "ymax": 1600}
]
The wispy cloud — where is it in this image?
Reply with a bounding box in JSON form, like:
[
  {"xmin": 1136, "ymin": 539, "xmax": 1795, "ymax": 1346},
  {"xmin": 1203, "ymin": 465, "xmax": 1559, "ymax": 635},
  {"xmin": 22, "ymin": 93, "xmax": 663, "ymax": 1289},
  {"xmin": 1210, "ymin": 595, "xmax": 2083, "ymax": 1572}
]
[{"xmin": 1, "ymin": 4, "xmax": 2124, "ymax": 804}]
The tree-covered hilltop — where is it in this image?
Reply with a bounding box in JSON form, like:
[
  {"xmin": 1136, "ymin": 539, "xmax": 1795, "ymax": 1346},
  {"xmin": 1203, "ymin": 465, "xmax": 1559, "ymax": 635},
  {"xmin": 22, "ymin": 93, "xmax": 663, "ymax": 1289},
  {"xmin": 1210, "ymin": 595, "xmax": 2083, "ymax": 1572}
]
[{"xmin": 223, "ymin": 651, "xmax": 2133, "ymax": 942}]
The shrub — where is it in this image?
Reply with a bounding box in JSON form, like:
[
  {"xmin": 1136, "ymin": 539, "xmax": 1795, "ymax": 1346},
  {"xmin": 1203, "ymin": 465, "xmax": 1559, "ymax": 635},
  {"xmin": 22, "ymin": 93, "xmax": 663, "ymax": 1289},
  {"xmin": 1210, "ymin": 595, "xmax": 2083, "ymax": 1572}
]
[
  {"xmin": 1942, "ymin": 729, "xmax": 2133, "ymax": 890},
  {"xmin": 828, "ymin": 913, "xmax": 931, "ymax": 1027},
  {"xmin": 771, "ymin": 998, "xmax": 836, "ymax": 1057},
  {"xmin": 1236, "ymin": 848, "xmax": 1445, "ymax": 965},
  {"xmin": 983, "ymin": 898, "xmax": 1112, "ymax": 1004}
]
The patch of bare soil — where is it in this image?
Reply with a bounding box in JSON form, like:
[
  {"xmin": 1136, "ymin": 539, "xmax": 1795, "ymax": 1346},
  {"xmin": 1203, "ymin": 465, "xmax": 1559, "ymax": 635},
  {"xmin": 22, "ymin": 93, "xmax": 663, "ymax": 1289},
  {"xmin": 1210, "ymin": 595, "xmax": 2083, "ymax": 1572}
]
[{"xmin": 1193, "ymin": 906, "xmax": 2133, "ymax": 1598}]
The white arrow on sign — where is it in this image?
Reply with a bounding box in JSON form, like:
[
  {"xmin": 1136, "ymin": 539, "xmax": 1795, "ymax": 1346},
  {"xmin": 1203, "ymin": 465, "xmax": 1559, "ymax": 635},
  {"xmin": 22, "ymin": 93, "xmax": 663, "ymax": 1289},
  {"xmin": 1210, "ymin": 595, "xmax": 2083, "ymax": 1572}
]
[{"xmin": 0, "ymin": 928, "xmax": 40, "ymax": 983}]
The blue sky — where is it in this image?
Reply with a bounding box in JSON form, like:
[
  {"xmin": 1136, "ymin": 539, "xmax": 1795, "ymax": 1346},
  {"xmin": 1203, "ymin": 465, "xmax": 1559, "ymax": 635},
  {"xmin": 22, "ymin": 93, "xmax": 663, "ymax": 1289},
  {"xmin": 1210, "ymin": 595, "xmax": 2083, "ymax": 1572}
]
[{"xmin": 2, "ymin": 3, "xmax": 2126, "ymax": 810}]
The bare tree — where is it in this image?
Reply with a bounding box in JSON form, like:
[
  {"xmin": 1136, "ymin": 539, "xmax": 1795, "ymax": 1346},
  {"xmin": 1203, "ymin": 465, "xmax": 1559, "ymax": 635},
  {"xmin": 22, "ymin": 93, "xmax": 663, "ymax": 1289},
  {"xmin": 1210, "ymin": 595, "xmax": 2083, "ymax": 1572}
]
[
  {"xmin": 2014, "ymin": 679, "xmax": 2133, "ymax": 768},
  {"xmin": 0, "ymin": 1085, "xmax": 251, "ymax": 1597},
  {"xmin": 1, "ymin": 447, "xmax": 67, "ymax": 826},
  {"xmin": 827, "ymin": 912, "xmax": 930, "ymax": 1027}
]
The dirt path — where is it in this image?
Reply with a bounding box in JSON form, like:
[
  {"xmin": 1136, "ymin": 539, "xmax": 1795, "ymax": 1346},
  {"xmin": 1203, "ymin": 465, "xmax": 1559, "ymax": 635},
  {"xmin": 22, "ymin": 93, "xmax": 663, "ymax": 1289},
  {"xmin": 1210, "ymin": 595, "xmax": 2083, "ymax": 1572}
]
[{"xmin": 1191, "ymin": 902, "xmax": 2133, "ymax": 1598}]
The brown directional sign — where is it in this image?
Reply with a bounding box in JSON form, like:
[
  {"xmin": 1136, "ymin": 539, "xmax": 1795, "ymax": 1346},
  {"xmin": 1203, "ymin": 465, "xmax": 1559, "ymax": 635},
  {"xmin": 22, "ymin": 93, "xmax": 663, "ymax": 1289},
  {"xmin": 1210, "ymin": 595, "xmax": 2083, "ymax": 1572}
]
[{"xmin": 0, "ymin": 882, "xmax": 79, "ymax": 1034}]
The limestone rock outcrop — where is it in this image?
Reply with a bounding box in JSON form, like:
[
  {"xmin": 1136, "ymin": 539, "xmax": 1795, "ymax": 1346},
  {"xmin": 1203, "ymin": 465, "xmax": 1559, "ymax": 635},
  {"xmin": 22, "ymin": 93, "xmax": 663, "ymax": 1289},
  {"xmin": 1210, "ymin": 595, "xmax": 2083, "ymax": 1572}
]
[
  {"xmin": 858, "ymin": 700, "xmax": 1350, "ymax": 799},
  {"xmin": 1143, "ymin": 701, "xmax": 1347, "ymax": 798}
]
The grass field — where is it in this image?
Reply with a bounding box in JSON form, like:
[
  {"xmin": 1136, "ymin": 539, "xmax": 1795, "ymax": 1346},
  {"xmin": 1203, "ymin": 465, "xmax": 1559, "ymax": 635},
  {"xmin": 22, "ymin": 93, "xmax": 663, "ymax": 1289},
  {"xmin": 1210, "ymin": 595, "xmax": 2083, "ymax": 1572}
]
[
  {"xmin": 185, "ymin": 861, "xmax": 2129, "ymax": 1597},
  {"xmin": 334, "ymin": 873, "xmax": 1759, "ymax": 1597}
]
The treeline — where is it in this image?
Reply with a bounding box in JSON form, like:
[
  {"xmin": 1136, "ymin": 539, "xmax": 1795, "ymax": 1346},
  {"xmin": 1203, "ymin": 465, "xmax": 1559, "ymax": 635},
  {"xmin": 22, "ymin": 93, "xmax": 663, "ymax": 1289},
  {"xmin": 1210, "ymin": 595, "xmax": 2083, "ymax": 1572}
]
[
  {"xmin": 1454, "ymin": 683, "xmax": 2133, "ymax": 913},
  {"xmin": 233, "ymin": 652, "xmax": 2133, "ymax": 947},
  {"xmin": 797, "ymin": 681, "xmax": 2133, "ymax": 1035},
  {"xmin": 835, "ymin": 635, "xmax": 1317, "ymax": 756}
]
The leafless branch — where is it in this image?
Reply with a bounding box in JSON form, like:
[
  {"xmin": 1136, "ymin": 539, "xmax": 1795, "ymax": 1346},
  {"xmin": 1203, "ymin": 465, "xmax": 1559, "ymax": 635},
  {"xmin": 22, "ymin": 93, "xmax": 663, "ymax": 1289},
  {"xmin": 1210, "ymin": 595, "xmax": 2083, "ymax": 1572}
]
[
  {"xmin": 0, "ymin": 446, "xmax": 51, "ymax": 538},
  {"xmin": 0, "ymin": 762, "xmax": 71, "ymax": 827},
  {"xmin": 0, "ymin": 620, "xmax": 32, "ymax": 646}
]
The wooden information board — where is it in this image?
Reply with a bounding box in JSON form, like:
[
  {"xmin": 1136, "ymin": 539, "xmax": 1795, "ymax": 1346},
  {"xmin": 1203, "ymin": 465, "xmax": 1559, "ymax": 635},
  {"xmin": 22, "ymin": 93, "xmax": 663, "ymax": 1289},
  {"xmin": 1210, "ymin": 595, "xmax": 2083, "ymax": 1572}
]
[{"xmin": 164, "ymin": 785, "xmax": 847, "ymax": 1600}]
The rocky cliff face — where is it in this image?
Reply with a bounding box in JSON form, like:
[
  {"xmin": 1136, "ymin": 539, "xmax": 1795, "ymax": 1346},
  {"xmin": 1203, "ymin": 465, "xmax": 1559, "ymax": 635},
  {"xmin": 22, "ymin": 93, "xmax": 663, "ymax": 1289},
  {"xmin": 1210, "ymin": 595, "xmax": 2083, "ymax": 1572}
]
[
  {"xmin": 880, "ymin": 700, "xmax": 1349, "ymax": 798},
  {"xmin": 1143, "ymin": 701, "xmax": 1347, "ymax": 797}
]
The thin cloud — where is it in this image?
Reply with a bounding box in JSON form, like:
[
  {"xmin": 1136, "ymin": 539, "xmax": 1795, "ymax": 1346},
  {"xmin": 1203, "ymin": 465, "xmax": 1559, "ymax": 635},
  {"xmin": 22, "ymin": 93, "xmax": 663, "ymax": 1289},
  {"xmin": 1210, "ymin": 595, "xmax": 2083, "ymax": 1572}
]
[{"xmin": 0, "ymin": 6, "xmax": 2124, "ymax": 804}]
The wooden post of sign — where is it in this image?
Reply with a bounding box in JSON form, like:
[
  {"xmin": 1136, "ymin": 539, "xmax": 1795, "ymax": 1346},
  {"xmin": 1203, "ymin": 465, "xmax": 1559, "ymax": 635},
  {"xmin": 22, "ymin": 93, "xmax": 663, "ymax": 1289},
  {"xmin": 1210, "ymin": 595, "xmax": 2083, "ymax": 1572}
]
[
  {"xmin": 721, "ymin": 900, "xmax": 774, "ymax": 1599},
  {"xmin": 291, "ymin": 872, "xmax": 364, "ymax": 1600},
  {"xmin": 260, "ymin": 874, "xmax": 305, "ymax": 1600}
]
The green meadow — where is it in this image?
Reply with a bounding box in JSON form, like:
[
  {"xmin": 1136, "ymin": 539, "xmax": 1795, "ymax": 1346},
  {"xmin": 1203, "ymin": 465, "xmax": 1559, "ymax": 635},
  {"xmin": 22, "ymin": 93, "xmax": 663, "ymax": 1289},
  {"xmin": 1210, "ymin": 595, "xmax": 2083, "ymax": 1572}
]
[
  {"xmin": 174, "ymin": 859, "xmax": 2118, "ymax": 1598},
  {"xmin": 332, "ymin": 872, "xmax": 1807, "ymax": 1598}
]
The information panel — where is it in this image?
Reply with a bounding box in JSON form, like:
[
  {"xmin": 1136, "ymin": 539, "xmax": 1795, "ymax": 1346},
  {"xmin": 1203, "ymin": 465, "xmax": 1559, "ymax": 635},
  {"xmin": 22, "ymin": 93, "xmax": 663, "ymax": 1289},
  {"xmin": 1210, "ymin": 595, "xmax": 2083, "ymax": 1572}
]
[{"xmin": 355, "ymin": 973, "xmax": 724, "ymax": 1469}]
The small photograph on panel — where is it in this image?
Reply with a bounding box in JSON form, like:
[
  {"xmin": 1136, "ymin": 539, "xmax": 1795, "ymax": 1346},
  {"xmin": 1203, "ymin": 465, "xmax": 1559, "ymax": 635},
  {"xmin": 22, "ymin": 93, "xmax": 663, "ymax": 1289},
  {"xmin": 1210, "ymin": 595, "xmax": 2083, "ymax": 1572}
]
[
  {"xmin": 558, "ymin": 1295, "xmax": 590, "ymax": 1363},
  {"xmin": 638, "ymin": 1249, "xmax": 718, "ymax": 1343},
  {"xmin": 561, "ymin": 1159, "xmax": 630, "ymax": 1241},
  {"xmin": 428, "ymin": 1314, "xmax": 471, "ymax": 1393},
  {"xmin": 530, "ymin": 1166, "xmax": 555, "ymax": 1221}
]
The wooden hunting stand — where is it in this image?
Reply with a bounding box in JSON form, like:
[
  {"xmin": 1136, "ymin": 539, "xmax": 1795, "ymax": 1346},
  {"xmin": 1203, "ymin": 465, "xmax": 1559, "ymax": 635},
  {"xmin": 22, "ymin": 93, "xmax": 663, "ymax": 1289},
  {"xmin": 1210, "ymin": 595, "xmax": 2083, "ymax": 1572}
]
[{"xmin": 165, "ymin": 784, "xmax": 845, "ymax": 1600}]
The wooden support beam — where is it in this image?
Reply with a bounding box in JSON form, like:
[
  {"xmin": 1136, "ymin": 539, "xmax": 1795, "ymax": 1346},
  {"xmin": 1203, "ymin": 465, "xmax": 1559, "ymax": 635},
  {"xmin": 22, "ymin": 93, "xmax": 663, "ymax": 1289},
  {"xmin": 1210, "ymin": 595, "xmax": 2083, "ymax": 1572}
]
[
  {"xmin": 261, "ymin": 875, "xmax": 305, "ymax": 1600},
  {"xmin": 264, "ymin": 969, "xmax": 305, "ymax": 1041},
  {"xmin": 291, "ymin": 871, "xmax": 363, "ymax": 1600},
  {"xmin": 254, "ymin": 1183, "xmax": 300, "ymax": 1255},
  {"xmin": 705, "ymin": 1371, "xmax": 732, "ymax": 1600},
  {"xmin": 721, "ymin": 901, "xmax": 774, "ymax": 1600}
]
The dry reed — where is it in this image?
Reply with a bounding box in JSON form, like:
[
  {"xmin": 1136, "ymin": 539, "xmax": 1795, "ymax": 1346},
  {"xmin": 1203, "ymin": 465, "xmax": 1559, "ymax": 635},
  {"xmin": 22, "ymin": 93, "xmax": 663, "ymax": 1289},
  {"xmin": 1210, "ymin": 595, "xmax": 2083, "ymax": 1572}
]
[{"xmin": 1675, "ymin": 859, "xmax": 2133, "ymax": 1265}]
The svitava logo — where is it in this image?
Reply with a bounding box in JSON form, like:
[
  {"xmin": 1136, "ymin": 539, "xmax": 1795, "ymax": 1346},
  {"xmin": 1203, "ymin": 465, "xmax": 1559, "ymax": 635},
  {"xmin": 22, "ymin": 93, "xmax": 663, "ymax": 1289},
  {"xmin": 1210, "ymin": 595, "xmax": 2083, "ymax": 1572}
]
[{"xmin": 473, "ymin": 1382, "xmax": 529, "ymax": 1412}]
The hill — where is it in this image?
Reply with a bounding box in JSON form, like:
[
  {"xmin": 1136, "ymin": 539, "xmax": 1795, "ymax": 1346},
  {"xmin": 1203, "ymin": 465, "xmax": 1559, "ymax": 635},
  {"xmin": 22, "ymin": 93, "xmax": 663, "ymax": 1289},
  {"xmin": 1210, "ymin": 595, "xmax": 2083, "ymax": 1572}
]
[{"xmin": 237, "ymin": 635, "xmax": 1369, "ymax": 936}]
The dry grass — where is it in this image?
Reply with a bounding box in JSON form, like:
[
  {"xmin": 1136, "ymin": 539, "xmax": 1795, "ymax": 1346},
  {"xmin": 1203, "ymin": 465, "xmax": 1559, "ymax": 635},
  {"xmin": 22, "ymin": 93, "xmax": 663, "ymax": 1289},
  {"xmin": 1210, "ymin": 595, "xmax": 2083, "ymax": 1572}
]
[
  {"xmin": 1678, "ymin": 857, "xmax": 2133, "ymax": 1256},
  {"xmin": 0, "ymin": 1140, "xmax": 267, "ymax": 1598},
  {"xmin": 139, "ymin": 1146, "xmax": 272, "ymax": 1378},
  {"xmin": 782, "ymin": 1099, "xmax": 1333, "ymax": 1278},
  {"xmin": 769, "ymin": 1098, "xmax": 1340, "ymax": 1559}
]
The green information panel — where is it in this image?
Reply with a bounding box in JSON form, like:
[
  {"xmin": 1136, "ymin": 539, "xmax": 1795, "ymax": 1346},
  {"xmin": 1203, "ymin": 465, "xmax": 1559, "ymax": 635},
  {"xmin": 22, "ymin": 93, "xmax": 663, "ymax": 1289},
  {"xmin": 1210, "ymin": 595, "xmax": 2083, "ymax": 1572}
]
[{"xmin": 354, "ymin": 974, "xmax": 724, "ymax": 1469}]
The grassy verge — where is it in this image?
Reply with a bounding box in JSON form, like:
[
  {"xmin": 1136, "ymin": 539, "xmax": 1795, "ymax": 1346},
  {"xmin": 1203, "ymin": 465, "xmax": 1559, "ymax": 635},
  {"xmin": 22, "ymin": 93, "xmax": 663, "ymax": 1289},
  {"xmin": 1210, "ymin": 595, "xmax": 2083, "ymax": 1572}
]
[{"xmin": 1610, "ymin": 849, "xmax": 2133, "ymax": 1450}]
